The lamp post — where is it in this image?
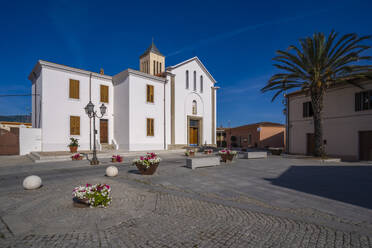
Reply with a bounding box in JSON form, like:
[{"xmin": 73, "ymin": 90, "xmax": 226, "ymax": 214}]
[{"xmin": 84, "ymin": 100, "xmax": 107, "ymax": 165}]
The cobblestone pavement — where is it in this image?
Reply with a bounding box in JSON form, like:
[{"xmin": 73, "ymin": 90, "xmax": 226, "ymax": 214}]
[{"xmin": 0, "ymin": 154, "xmax": 372, "ymax": 247}]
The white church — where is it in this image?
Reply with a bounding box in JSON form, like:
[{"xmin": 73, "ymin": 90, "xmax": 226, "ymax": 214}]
[{"xmin": 28, "ymin": 42, "xmax": 218, "ymax": 152}]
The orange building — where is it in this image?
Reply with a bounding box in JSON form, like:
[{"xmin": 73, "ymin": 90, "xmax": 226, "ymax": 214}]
[{"xmin": 225, "ymin": 122, "xmax": 285, "ymax": 149}]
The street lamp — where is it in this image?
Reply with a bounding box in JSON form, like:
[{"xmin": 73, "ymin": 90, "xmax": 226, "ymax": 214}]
[{"xmin": 84, "ymin": 100, "xmax": 107, "ymax": 165}]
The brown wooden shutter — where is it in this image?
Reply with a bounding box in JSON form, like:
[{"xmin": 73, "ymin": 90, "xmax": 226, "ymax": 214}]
[
  {"xmin": 147, "ymin": 118, "xmax": 150, "ymax": 136},
  {"xmin": 100, "ymin": 85, "xmax": 109, "ymax": 103},
  {"xmin": 70, "ymin": 116, "xmax": 80, "ymax": 135},
  {"xmin": 69, "ymin": 79, "xmax": 80, "ymax": 99},
  {"xmin": 76, "ymin": 116, "xmax": 80, "ymax": 135},
  {"xmin": 147, "ymin": 85, "xmax": 154, "ymax": 103},
  {"xmin": 147, "ymin": 85, "xmax": 150, "ymax": 102},
  {"xmin": 150, "ymin": 85, "xmax": 154, "ymax": 102},
  {"xmin": 147, "ymin": 118, "xmax": 154, "ymax": 136},
  {"xmin": 150, "ymin": 119, "xmax": 154, "ymax": 136}
]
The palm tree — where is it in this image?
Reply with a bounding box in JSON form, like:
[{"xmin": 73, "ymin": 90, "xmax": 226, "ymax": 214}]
[{"xmin": 261, "ymin": 31, "xmax": 372, "ymax": 157}]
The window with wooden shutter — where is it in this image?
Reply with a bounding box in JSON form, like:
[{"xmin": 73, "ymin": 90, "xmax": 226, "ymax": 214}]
[
  {"xmin": 355, "ymin": 92, "xmax": 362, "ymax": 111},
  {"xmin": 69, "ymin": 79, "xmax": 80, "ymax": 99},
  {"xmin": 355, "ymin": 90, "xmax": 372, "ymax": 111},
  {"xmin": 147, "ymin": 118, "xmax": 154, "ymax": 136},
  {"xmin": 100, "ymin": 85, "xmax": 109, "ymax": 103},
  {"xmin": 147, "ymin": 85, "xmax": 154, "ymax": 103},
  {"xmin": 302, "ymin": 101, "xmax": 313, "ymax": 118},
  {"xmin": 70, "ymin": 116, "xmax": 80, "ymax": 135}
]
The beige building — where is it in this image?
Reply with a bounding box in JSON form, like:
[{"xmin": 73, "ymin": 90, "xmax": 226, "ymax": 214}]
[
  {"xmin": 286, "ymin": 81, "xmax": 372, "ymax": 161},
  {"xmin": 225, "ymin": 122, "xmax": 285, "ymax": 149}
]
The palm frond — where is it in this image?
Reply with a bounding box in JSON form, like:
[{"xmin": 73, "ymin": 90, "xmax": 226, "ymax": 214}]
[{"xmin": 261, "ymin": 31, "xmax": 372, "ymax": 101}]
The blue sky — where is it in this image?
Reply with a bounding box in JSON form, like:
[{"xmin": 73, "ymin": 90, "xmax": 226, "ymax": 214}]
[{"xmin": 1, "ymin": 0, "xmax": 371, "ymax": 127}]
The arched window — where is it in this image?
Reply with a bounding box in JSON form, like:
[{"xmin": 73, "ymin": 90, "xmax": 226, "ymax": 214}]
[
  {"xmin": 193, "ymin": 71, "xmax": 196, "ymax": 91},
  {"xmin": 192, "ymin": 100, "xmax": 197, "ymax": 115},
  {"xmin": 186, "ymin": 70, "xmax": 189, "ymax": 89},
  {"xmin": 200, "ymin": 75, "xmax": 203, "ymax": 93}
]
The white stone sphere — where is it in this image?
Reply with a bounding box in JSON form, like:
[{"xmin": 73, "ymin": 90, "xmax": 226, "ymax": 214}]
[
  {"xmin": 106, "ymin": 166, "xmax": 118, "ymax": 177},
  {"xmin": 23, "ymin": 175, "xmax": 42, "ymax": 190}
]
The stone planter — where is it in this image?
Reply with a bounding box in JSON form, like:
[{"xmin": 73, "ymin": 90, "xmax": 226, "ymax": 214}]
[
  {"xmin": 135, "ymin": 162, "xmax": 159, "ymax": 175},
  {"xmin": 69, "ymin": 146, "xmax": 78, "ymax": 153},
  {"xmin": 220, "ymin": 154, "xmax": 235, "ymax": 163}
]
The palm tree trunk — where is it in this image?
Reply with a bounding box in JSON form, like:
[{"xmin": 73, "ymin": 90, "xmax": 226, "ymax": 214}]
[{"xmin": 311, "ymin": 91, "xmax": 325, "ymax": 157}]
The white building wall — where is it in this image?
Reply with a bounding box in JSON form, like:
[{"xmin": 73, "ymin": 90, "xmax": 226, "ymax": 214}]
[
  {"xmin": 40, "ymin": 67, "xmax": 114, "ymax": 152},
  {"xmin": 113, "ymin": 77, "xmax": 130, "ymax": 150},
  {"xmin": 288, "ymin": 81, "xmax": 372, "ymax": 160},
  {"xmin": 128, "ymin": 74, "xmax": 165, "ymax": 151},
  {"xmin": 31, "ymin": 71, "xmax": 42, "ymax": 128},
  {"xmin": 170, "ymin": 60, "xmax": 214, "ymax": 145},
  {"xmin": 19, "ymin": 127, "xmax": 41, "ymax": 155},
  {"xmin": 165, "ymin": 75, "xmax": 171, "ymax": 149}
]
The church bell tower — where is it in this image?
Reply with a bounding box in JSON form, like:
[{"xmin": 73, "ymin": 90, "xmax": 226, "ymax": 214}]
[{"xmin": 139, "ymin": 40, "xmax": 165, "ymax": 76}]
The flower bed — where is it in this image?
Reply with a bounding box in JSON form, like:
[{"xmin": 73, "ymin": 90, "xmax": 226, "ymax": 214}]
[
  {"xmin": 133, "ymin": 153, "xmax": 161, "ymax": 175},
  {"xmin": 204, "ymin": 149, "xmax": 213, "ymax": 154},
  {"xmin": 218, "ymin": 150, "xmax": 237, "ymax": 162},
  {"xmin": 185, "ymin": 150, "xmax": 195, "ymax": 157},
  {"xmin": 72, "ymin": 183, "xmax": 112, "ymax": 208},
  {"xmin": 71, "ymin": 153, "xmax": 83, "ymax": 160},
  {"xmin": 111, "ymin": 155, "xmax": 123, "ymax": 163}
]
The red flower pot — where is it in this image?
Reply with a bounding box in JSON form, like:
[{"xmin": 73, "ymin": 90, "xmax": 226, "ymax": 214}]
[{"xmin": 69, "ymin": 146, "xmax": 78, "ymax": 153}]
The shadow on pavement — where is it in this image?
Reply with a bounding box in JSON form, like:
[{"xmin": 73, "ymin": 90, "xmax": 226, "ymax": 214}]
[
  {"xmin": 128, "ymin": 169, "xmax": 141, "ymax": 175},
  {"xmin": 265, "ymin": 165, "xmax": 372, "ymax": 209}
]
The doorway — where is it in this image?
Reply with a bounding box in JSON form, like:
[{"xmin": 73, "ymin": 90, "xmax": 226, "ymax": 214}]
[
  {"xmin": 188, "ymin": 119, "xmax": 200, "ymax": 146},
  {"xmin": 100, "ymin": 119, "xmax": 108, "ymax": 144},
  {"xmin": 306, "ymin": 133, "xmax": 315, "ymax": 156},
  {"xmin": 359, "ymin": 131, "xmax": 372, "ymax": 161}
]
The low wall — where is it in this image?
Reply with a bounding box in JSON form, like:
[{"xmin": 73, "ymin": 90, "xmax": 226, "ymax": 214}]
[{"xmin": 19, "ymin": 128, "xmax": 41, "ymax": 155}]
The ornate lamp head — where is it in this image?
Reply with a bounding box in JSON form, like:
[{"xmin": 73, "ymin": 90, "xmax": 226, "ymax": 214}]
[
  {"xmin": 100, "ymin": 103, "xmax": 107, "ymax": 116},
  {"xmin": 84, "ymin": 101, "xmax": 94, "ymax": 116}
]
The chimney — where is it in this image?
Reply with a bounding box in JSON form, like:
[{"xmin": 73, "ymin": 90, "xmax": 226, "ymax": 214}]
[{"xmin": 100, "ymin": 68, "xmax": 104, "ymax": 75}]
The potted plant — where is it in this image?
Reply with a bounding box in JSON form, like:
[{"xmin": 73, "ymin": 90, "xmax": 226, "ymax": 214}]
[
  {"xmin": 111, "ymin": 155, "xmax": 123, "ymax": 163},
  {"xmin": 132, "ymin": 153, "xmax": 161, "ymax": 175},
  {"xmin": 72, "ymin": 183, "xmax": 112, "ymax": 208},
  {"xmin": 185, "ymin": 150, "xmax": 195, "ymax": 157},
  {"xmin": 71, "ymin": 153, "xmax": 83, "ymax": 160},
  {"xmin": 204, "ymin": 149, "xmax": 213, "ymax": 154},
  {"xmin": 68, "ymin": 137, "xmax": 79, "ymax": 153},
  {"xmin": 218, "ymin": 149, "xmax": 237, "ymax": 162}
]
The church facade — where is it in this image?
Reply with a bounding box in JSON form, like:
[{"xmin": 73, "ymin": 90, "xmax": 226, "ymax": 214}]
[{"xmin": 28, "ymin": 43, "xmax": 218, "ymax": 152}]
